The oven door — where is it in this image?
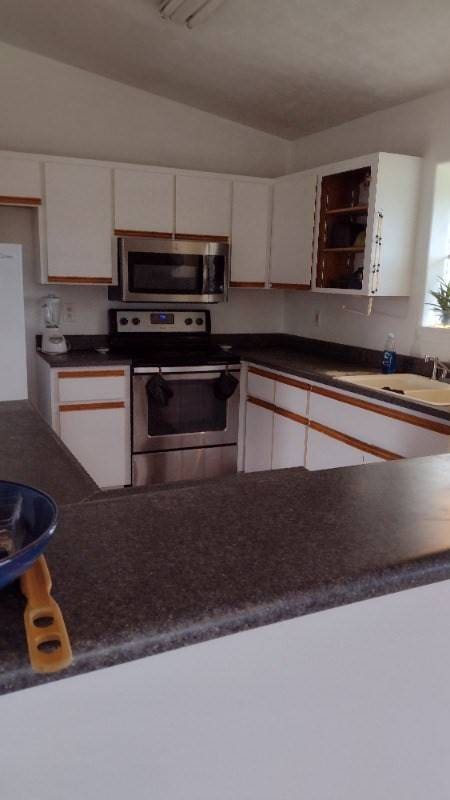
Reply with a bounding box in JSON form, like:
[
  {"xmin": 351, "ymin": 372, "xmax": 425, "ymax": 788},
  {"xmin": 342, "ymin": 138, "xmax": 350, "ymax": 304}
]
[
  {"xmin": 133, "ymin": 366, "xmax": 240, "ymax": 453},
  {"xmin": 120, "ymin": 237, "xmax": 228, "ymax": 303}
]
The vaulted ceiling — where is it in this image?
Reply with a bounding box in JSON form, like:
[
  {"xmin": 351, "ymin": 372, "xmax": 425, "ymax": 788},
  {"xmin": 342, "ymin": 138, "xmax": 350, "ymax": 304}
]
[{"xmin": 1, "ymin": 0, "xmax": 450, "ymax": 139}]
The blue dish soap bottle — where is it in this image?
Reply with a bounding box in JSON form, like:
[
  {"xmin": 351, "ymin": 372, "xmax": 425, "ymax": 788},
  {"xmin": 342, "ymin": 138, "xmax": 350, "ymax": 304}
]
[{"xmin": 381, "ymin": 333, "xmax": 397, "ymax": 374}]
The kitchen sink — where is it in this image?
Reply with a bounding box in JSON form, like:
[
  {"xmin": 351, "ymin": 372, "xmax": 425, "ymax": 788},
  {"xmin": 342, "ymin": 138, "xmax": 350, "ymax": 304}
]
[
  {"xmin": 404, "ymin": 388, "xmax": 450, "ymax": 406},
  {"xmin": 339, "ymin": 373, "xmax": 438, "ymax": 391},
  {"xmin": 339, "ymin": 373, "xmax": 450, "ymax": 407}
]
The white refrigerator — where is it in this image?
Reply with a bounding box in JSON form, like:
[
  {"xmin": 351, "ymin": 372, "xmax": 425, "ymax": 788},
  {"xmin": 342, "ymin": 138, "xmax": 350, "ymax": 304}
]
[{"xmin": 0, "ymin": 243, "xmax": 28, "ymax": 400}]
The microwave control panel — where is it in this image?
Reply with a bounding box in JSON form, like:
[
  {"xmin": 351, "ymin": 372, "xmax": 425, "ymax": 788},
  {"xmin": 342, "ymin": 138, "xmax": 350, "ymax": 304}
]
[{"xmin": 114, "ymin": 309, "xmax": 208, "ymax": 333}]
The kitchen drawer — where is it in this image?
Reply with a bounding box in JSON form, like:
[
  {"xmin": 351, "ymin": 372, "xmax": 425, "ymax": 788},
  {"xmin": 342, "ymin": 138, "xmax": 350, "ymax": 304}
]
[
  {"xmin": 57, "ymin": 369, "xmax": 128, "ymax": 403},
  {"xmin": 274, "ymin": 377, "xmax": 309, "ymax": 416},
  {"xmin": 247, "ymin": 368, "xmax": 275, "ymax": 404},
  {"xmin": 309, "ymin": 386, "xmax": 450, "ymax": 458}
]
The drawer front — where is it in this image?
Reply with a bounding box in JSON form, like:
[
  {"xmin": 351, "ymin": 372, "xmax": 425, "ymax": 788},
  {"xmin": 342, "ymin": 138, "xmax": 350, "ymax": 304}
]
[
  {"xmin": 309, "ymin": 389, "xmax": 450, "ymax": 458},
  {"xmin": 274, "ymin": 380, "xmax": 308, "ymax": 416},
  {"xmin": 247, "ymin": 369, "xmax": 275, "ymax": 403},
  {"xmin": 57, "ymin": 369, "xmax": 128, "ymax": 403}
]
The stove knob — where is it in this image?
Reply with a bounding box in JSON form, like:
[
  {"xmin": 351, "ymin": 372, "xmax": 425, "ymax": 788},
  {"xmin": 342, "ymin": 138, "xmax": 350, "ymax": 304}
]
[
  {"xmin": 132, "ymin": 317, "xmax": 141, "ymax": 326},
  {"xmin": 119, "ymin": 317, "xmax": 129, "ymax": 326},
  {"xmin": 185, "ymin": 317, "xmax": 193, "ymax": 326},
  {"xmin": 195, "ymin": 317, "xmax": 203, "ymax": 326}
]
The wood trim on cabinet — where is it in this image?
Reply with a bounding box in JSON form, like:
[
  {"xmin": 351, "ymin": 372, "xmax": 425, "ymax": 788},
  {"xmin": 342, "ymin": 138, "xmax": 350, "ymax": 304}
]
[
  {"xmin": 273, "ymin": 406, "xmax": 308, "ymax": 426},
  {"xmin": 114, "ymin": 229, "xmax": 172, "ymax": 239},
  {"xmin": 59, "ymin": 401, "xmax": 125, "ymax": 412},
  {"xmin": 310, "ymin": 384, "xmax": 450, "ymax": 435},
  {"xmin": 248, "ymin": 394, "xmax": 401, "ymax": 457},
  {"xmin": 230, "ymin": 281, "xmax": 265, "ymax": 288},
  {"xmin": 248, "ymin": 396, "xmax": 308, "ymax": 427},
  {"xmin": 0, "ymin": 195, "xmax": 42, "ymax": 206},
  {"xmin": 270, "ymin": 282, "xmax": 311, "ymax": 291},
  {"xmin": 58, "ymin": 369, "xmax": 125, "ymax": 379},
  {"xmin": 248, "ymin": 366, "xmax": 311, "ymax": 393},
  {"xmin": 175, "ymin": 233, "xmax": 229, "ymax": 243},
  {"xmin": 309, "ymin": 420, "xmax": 402, "ymax": 461},
  {"xmin": 48, "ymin": 276, "xmax": 113, "ymax": 284},
  {"xmin": 247, "ymin": 395, "xmax": 275, "ymax": 414}
]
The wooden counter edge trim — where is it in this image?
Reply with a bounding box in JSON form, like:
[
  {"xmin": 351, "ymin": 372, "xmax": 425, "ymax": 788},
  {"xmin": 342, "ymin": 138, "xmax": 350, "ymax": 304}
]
[
  {"xmin": 309, "ymin": 420, "xmax": 402, "ymax": 461},
  {"xmin": 0, "ymin": 195, "xmax": 42, "ymax": 206},
  {"xmin": 58, "ymin": 369, "xmax": 125, "ymax": 379},
  {"xmin": 270, "ymin": 283, "xmax": 311, "ymax": 290},
  {"xmin": 59, "ymin": 401, "xmax": 125, "ymax": 412},
  {"xmin": 310, "ymin": 384, "xmax": 450, "ymax": 435},
  {"xmin": 48, "ymin": 276, "xmax": 113, "ymax": 284},
  {"xmin": 248, "ymin": 366, "xmax": 311, "ymax": 392},
  {"xmin": 175, "ymin": 233, "xmax": 229, "ymax": 243},
  {"xmin": 230, "ymin": 281, "xmax": 265, "ymax": 288},
  {"xmin": 247, "ymin": 395, "xmax": 275, "ymax": 414},
  {"xmin": 114, "ymin": 229, "xmax": 172, "ymax": 239}
]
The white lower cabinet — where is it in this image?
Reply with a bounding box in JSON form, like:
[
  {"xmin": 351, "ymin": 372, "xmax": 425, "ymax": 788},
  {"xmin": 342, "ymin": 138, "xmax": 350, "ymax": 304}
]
[
  {"xmin": 36, "ymin": 362, "xmax": 131, "ymax": 488},
  {"xmin": 244, "ymin": 400, "xmax": 273, "ymax": 472},
  {"xmin": 244, "ymin": 364, "xmax": 450, "ymax": 476},
  {"xmin": 305, "ymin": 428, "xmax": 364, "ymax": 471},
  {"xmin": 362, "ymin": 453, "xmax": 385, "ymax": 464},
  {"xmin": 272, "ymin": 412, "xmax": 307, "ymax": 470},
  {"xmin": 59, "ymin": 403, "xmax": 129, "ymax": 488}
]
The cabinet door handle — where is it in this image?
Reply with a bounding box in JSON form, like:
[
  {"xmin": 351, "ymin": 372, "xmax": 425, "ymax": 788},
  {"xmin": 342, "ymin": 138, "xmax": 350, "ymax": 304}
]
[
  {"xmin": 58, "ymin": 370, "xmax": 125, "ymax": 379},
  {"xmin": 59, "ymin": 401, "xmax": 125, "ymax": 412}
]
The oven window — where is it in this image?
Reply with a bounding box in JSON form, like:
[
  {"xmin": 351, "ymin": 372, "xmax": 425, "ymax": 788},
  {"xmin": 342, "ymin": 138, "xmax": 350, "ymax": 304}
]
[
  {"xmin": 128, "ymin": 252, "xmax": 204, "ymax": 295},
  {"xmin": 148, "ymin": 378, "xmax": 227, "ymax": 436}
]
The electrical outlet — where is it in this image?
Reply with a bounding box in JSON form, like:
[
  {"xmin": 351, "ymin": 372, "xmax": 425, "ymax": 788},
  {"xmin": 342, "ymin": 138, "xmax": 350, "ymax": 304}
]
[
  {"xmin": 64, "ymin": 303, "xmax": 75, "ymax": 322},
  {"xmin": 314, "ymin": 310, "xmax": 321, "ymax": 327}
]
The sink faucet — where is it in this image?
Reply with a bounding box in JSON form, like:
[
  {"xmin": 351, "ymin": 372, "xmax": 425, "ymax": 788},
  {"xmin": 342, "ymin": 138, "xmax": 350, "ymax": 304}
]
[{"xmin": 424, "ymin": 354, "xmax": 449, "ymax": 381}]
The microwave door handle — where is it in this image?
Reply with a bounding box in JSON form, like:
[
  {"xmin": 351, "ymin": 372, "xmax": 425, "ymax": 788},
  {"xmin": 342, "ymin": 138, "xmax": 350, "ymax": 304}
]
[{"xmin": 202, "ymin": 251, "xmax": 209, "ymax": 295}]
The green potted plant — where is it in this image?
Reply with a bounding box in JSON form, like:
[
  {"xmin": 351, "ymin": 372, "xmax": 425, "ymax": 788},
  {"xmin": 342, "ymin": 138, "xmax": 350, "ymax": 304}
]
[{"xmin": 428, "ymin": 278, "xmax": 450, "ymax": 326}]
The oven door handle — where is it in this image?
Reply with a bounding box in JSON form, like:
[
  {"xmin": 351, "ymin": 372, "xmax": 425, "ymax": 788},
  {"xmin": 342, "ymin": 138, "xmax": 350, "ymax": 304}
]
[{"xmin": 134, "ymin": 365, "xmax": 241, "ymax": 375}]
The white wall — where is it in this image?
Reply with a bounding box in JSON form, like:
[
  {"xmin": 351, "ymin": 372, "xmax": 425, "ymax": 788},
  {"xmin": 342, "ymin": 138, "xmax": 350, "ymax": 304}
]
[
  {"xmin": 285, "ymin": 85, "xmax": 450, "ymax": 358},
  {"xmin": 0, "ymin": 42, "xmax": 288, "ymax": 178}
]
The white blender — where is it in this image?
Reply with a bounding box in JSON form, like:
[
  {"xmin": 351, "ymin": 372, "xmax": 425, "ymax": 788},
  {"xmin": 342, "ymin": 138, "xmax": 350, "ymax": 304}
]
[{"xmin": 41, "ymin": 294, "xmax": 68, "ymax": 354}]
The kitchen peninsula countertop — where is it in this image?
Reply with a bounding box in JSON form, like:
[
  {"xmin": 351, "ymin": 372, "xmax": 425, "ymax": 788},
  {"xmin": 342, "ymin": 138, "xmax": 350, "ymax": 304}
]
[
  {"xmin": 2, "ymin": 400, "xmax": 450, "ymax": 696},
  {"xmin": 0, "ymin": 401, "xmax": 96, "ymax": 504}
]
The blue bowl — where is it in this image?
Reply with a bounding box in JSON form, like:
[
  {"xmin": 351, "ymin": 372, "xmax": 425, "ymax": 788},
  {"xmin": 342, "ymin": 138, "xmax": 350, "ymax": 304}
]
[{"xmin": 0, "ymin": 481, "xmax": 57, "ymax": 590}]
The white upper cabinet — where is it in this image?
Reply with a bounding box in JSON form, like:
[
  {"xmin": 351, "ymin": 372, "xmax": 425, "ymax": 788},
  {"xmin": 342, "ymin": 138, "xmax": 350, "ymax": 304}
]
[
  {"xmin": 175, "ymin": 174, "xmax": 232, "ymax": 237},
  {"xmin": 114, "ymin": 168, "xmax": 174, "ymax": 234},
  {"xmin": 43, "ymin": 162, "xmax": 114, "ymax": 284},
  {"xmin": 269, "ymin": 172, "xmax": 317, "ymax": 289},
  {"xmin": 311, "ymin": 152, "xmax": 422, "ymax": 296},
  {"xmin": 0, "ymin": 156, "xmax": 42, "ymax": 201},
  {"xmin": 230, "ymin": 180, "xmax": 271, "ymax": 287}
]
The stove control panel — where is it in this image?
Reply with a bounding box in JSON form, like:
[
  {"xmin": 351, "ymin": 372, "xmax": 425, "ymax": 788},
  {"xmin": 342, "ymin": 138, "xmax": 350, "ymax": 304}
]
[{"xmin": 115, "ymin": 310, "xmax": 208, "ymax": 333}]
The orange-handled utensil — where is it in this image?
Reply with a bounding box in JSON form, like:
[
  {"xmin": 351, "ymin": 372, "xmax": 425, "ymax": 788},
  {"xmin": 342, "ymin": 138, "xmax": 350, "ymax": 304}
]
[{"xmin": 20, "ymin": 555, "xmax": 72, "ymax": 673}]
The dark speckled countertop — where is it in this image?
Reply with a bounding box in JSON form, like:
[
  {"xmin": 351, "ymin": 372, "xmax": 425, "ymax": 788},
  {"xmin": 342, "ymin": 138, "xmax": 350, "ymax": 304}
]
[
  {"xmin": 237, "ymin": 345, "xmax": 450, "ymax": 421},
  {"xmin": 2, "ymin": 433, "xmax": 450, "ymax": 694},
  {"xmin": 38, "ymin": 338, "xmax": 450, "ymax": 421},
  {"xmin": 0, "ymin": 401, "xmax": 97, "ymax": 503}
]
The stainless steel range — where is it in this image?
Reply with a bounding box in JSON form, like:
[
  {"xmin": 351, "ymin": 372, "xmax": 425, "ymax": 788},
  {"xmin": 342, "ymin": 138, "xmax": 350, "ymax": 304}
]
[{"xmin": 109, "ymin": 309, "xmax": 240, "ymax": 487}]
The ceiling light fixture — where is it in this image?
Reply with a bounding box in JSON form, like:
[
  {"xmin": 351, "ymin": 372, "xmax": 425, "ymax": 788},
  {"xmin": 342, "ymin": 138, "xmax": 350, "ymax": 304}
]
[{"xmin": 159, "ymin": 0, "xmax": 226, "ymax": 28}]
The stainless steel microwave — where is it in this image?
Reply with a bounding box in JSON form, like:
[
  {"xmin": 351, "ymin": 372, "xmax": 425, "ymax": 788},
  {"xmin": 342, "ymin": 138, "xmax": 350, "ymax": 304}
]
[{"xmin": 109, "ymin": 237, "xmax": 229, "ymax": 304}]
